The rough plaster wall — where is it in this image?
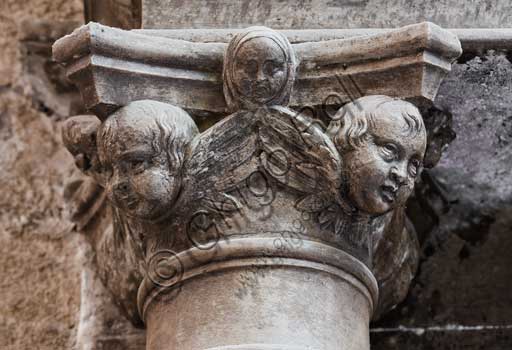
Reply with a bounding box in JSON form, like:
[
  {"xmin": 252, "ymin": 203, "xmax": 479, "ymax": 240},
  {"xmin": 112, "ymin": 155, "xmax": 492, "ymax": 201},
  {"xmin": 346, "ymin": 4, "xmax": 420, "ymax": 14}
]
[{"xmin": 0, "ymin": 1, "xmax": 84, "ymax": 349}]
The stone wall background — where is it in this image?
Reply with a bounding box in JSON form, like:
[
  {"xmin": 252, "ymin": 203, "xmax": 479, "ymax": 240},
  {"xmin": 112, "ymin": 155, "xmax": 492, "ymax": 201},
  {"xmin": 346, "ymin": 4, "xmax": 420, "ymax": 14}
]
[
  {"xmin": 143, "ymin": 0, "xmax": 512, "ymax": 29},
  {"xmin": 1, "ymin": 1, "xmax": 511, "ymax": 349},
  {"xmin": 372, "ymin": 52, "xmax": 512, "ymax": 350},
  {"xmin": 0, "ymin": 1, "xmax": 84, "ymax": 349}
]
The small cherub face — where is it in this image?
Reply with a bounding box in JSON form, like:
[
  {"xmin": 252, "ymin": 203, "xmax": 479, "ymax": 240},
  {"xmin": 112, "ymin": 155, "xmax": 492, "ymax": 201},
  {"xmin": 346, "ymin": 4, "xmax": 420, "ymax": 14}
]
[
  {"xmin": 99, "ymin": 113, "xmax": 180, "ymax": 221},
  {"xmin": 232, "ymin": 36, "xmax": 287, "ymax": 104},
  {"xmin": 343, "ymin": 113, "xmax": 426, "ymax": 215}
]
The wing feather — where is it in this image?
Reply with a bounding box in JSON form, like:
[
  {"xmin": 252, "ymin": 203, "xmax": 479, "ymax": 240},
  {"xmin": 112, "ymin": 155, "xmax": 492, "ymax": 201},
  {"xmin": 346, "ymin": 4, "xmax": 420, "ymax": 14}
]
[{"xmin": 258, "ymin": 106, "xmax": 342, "ymax": 202}]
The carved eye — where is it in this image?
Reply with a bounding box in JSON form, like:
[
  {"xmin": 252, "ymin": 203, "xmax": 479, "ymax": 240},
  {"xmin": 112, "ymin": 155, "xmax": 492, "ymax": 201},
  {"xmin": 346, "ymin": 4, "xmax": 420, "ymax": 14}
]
[
  {"xmin": 408, "ymin": 158, "xmax": 422, "ymax": 177},
  {"xmin": 263, "ymin": 61, "xmax": 281, "ymax": 76},
  {"xmin": 380, "ymin": 143, "xmax": 398, "ymax": 161},
  {"xmin": 127, "ymin": 159, "xmax": 148, "ymax": 174}
]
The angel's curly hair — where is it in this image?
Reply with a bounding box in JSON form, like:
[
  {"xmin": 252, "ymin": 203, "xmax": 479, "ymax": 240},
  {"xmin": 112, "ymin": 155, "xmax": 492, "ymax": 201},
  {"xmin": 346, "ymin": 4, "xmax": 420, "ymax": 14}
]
[
  {"xmin": 98, "ymin": 100, "xmax": 199, "ymax": 172},
  {"xmin": 326, "ymin": 95, "xmax": 425, "ymax": 151}
]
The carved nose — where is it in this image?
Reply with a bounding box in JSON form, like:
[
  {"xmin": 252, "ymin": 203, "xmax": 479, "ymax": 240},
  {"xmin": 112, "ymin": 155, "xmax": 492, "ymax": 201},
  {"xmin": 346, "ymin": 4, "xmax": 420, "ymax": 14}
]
[
  {"xmin": 390, "ymin": 166, "xmax": 407, "ymax": 185},
  {"xmin": 256, "ymin": 68, "xmax": 266, "ymax": 81}
]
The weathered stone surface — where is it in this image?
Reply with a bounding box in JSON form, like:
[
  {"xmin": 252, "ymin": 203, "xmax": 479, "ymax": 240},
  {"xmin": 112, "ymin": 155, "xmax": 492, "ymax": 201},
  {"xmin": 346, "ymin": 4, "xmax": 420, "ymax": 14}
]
[
  {"xmin": 0, "ymin": 3, "xmax": 146, "ymax": 349},
  {"xmin": 142, "ymin": 0, "xmax": 512, "ymax": 30},
  {"xmin": 0, "ymin": 2, "xmax": 85, "ymax": 349},
  {"xmin": 76, "ymin": 245, "xmax": 145, "ymax": 350},
  {"xmin": 19, "ymin": 19, "xmax": 85, "ymax": 118},
  {"xmin": 139, "ymin": 28, "xmax": 512, "ymax": 57},
  {"xmin": 84, "ymin": 0, "xmax": 142, "ymax": 29},
  {"xmin": 0, "ymin": 0, "xmax": 84, "ymax": 87}
]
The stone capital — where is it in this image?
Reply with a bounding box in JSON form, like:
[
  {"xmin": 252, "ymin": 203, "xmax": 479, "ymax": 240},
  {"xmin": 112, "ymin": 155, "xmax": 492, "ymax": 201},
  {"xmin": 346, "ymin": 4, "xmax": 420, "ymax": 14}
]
[{"xmin": 55, "ymin": 23, "xmax": 461, "ymax": 350}]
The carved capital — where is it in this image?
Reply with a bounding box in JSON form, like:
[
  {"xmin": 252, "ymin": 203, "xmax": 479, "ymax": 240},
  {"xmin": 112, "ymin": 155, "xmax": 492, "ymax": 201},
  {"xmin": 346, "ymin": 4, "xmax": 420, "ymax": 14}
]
[{"xmin": 56, "ymin": 23, "xmax": 460, "ymax": 350}]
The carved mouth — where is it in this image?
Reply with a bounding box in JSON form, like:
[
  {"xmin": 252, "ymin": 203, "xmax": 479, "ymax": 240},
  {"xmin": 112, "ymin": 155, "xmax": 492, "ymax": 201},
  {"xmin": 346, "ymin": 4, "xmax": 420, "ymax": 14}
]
[
  {"xmin": 253, "ymin": 83, "xmax": 270, "ymax": 97},
  {"xmin": 380, "ymin": 184, "xmax": 398, "ymax": 203}
]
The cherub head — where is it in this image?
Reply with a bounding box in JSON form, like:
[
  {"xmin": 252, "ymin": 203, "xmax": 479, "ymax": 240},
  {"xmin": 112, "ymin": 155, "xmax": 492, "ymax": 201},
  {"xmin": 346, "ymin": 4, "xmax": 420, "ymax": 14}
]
[
  {"xmin": 97, "ymin": 100, "xmax": 199, "ymax": 221},
  {"xmin": 223, "ymin": 26, "xmax": 297, "ymax": 111},
  {"xmin": 326, "ymin": 95, "xmax": 427, "ymax": 216}
]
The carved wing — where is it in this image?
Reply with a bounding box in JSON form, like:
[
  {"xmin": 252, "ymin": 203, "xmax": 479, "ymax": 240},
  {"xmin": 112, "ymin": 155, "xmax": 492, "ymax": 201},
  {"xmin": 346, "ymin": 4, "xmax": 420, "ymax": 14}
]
[
  {"xmin": 185, "ymin": 110, "xmax": 260, "ymax": 192},
  {"xmin": 258, "ymin": 106, "xmax": 343, "ymax": 212}
]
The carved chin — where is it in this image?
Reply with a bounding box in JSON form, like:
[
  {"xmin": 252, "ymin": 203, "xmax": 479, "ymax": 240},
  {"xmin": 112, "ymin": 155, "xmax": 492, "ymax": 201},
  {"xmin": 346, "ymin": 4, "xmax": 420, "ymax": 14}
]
[
  {"xmin": 241, "ymin": 89, "xmax": 272, "ymax": 105},
  {"xmin": 380, "ymin": 187, "xmax": 397, "ymax": 206},
  {"xmin": 235, "ymin": 80, "xmax": 283, "ymax": 106},
  {"xmin": 245, "ymin": 95, "xmax": 268, "ymax": 104},
  {"xmin": 112, "ymin": 192, "xmax": 174, "ymax": 220},
  {"xmin": 352, "ymin": 188, "xmax": 395, "ymax": 216},
  {"xmin": 368, "ymin": 199, "xmax": 393, "ymax": 216}
]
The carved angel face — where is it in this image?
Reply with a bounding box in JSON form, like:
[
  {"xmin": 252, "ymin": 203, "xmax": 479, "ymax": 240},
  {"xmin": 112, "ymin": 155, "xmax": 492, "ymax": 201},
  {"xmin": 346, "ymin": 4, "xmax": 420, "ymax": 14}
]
[
  {"xmin": 232, "ymin": 37, "xmax": 287, "ymax": 105},
  {"xmin": 99, "ymin": 116, "xmax": 179, "ymax": 221},
  {"xmin": 343, "ymin": 112, "xmax": 426, "ymax": 216},
  {"xmin": 97, "ymin": 101, "xmax": 198, "ymax": 221}
]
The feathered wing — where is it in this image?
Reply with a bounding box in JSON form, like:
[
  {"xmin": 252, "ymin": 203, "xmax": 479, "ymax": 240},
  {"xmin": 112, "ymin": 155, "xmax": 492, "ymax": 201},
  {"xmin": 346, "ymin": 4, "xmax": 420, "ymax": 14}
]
[
  {"xmin": 182, "ymin": 110, "xmax": 263, "ymax": 215},
  {"xmin": 258, "ymin": 106, "xmax": 343, "ymax": 212},
  {"xmin": 182, "ymin": 106, "xmax": 343, "ymax": 222}
]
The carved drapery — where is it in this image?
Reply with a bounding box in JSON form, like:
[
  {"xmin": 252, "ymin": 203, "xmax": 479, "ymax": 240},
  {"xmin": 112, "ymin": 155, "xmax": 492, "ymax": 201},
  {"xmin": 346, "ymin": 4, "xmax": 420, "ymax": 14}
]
[{"xmin": 54, "ymin": 23, "xmax": 461, "ymax": 350}]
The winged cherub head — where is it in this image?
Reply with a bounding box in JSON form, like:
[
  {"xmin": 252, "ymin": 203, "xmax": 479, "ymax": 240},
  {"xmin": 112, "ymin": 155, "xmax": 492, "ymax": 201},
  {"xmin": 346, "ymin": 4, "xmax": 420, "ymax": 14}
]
[
  {"xmin": 97, "ymin": 100, "xmax": 199, "ymax": 221},
  {"xmin": 223, "ymin": 26, "xmax": 298, "ymax": 111},
  {"xmin": 326, "ymin": 95, "xmax": 427, "ymax": 216}
]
